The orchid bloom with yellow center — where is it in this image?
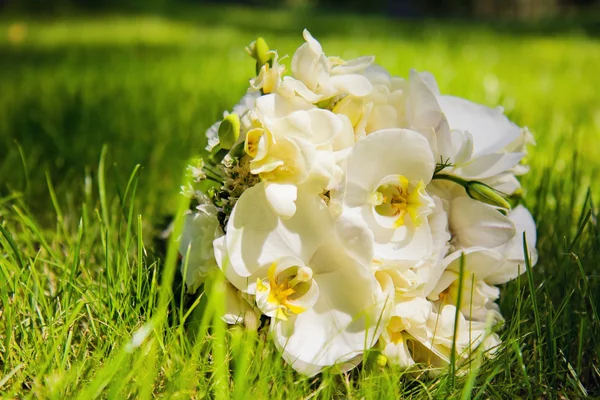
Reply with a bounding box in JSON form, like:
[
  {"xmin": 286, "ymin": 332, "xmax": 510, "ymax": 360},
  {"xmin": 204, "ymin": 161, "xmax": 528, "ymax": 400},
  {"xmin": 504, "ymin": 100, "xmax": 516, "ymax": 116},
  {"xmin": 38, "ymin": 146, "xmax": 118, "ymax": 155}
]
[
  {"xmin": 377, "ymin": 296, "xmax": 432, "ymax": 368},
  {"xmin": 239, "ymin": 93, "xmax": 353, "ymax": 218},
  {"xmin": 256, "ymin": 260, "xmax": 318, "ymax": 321},
  {"xmin": 370, "ymin": 177, "xmax": 429, "ymax": 228},
  {"xmin": 244, "ymin": 127, "xmax": 273, "ymax": 159},
  {"xmin": 428, "ymin": 248, "xmax": 506, "ymax": 322},
  {"xmin": 333, "ymin": 128, "xmax": 436, "ymax": 267},
  {"xmin": 279, "ymin": 29, "xmax": 374, "ymax": 104},
  {"xmin": 214, "ymin": 183, "xmax": 387, "ymax": 376}
]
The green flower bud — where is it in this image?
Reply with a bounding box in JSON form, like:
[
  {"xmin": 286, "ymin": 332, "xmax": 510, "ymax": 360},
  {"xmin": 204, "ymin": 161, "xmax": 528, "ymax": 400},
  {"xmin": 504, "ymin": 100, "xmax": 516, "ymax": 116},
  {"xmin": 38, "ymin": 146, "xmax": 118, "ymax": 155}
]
[
  {"xmin": 246, "ymin": 37, "xmax": 272, "ymax": 74},
  {"xmin": 376, "ymin": 354, "xmax": 388, "ymax": 367},
  {"xmin": 466, "ymin": 181, "xmax": 511, "ymax": 210},
  {"xmin": 218, "ymin": 113, "xmax": 240, "ymax": 150},
  {"xmin": 254, "ymin": 37, "xmax": 271, "ymax": 66}
]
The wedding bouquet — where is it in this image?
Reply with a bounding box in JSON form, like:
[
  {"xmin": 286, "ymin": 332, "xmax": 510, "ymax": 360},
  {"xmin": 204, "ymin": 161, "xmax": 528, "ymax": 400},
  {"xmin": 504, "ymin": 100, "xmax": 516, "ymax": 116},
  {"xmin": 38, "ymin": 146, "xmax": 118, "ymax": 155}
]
[{"xmin": 178, "ymin": 30, "xmax": 538, "ymax": 376}]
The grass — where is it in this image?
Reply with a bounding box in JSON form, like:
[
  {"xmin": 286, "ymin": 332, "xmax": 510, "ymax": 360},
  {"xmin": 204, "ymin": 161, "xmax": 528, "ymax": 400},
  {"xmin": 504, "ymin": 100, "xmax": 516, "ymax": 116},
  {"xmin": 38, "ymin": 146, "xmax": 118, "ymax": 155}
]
[{"xmin": 1, "ymin": 5, "xmax": 599, "ymax": 398}]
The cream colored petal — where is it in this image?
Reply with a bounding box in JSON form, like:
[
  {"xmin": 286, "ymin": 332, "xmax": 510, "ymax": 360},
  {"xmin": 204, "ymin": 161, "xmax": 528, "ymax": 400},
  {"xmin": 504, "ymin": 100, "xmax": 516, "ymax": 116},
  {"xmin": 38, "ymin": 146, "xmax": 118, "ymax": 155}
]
[
  {"xmin": 486, "ymin": 205, "xmax": 538, "ymax": 285},
  {"xmin": 264, "ymin": 182, "xmax": 298, "ymax": 219},
  {"xmin": 330, "ymin": 74, "xmax": 373, "ymax": 98},
  {"xmin": 344, "ymin": 129, "xmax": 435, "ymax": 207},
  {"xmin": 271, "ymin": 238, "xmax": 385, "ymax": 376},
  {"xmin": 437, "ymin": 95, "xmax": 522, "ymax": 158},
  {"xmin": 456, "ymin": 152, "xmax": 525, "ymax": 179},
  {"xmin": 291, "ymin": 29, "xmax": 329, "ymax": 92},
  {"xmin": 224, "ymin": 182, "xmax": 331, "ymax": 277},
  {"xmin": 450, "ymin": 196, "xmax": 515, "ymax": 249}
]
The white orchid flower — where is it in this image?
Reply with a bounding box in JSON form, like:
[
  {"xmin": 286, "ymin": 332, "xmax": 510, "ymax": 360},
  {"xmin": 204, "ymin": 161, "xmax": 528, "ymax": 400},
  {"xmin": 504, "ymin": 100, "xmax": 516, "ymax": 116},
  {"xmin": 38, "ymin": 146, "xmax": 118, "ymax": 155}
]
[
  {"xmin": 242, "ymin": 93, "xmax": 354, "ymax": 218},
  {"xmin": 373, "ymin": 195, "xmax": 451, "ymax": 301},
  {"xmin": 333, "ymin": 128, "xmax": 437, "ymax": 266},
  {"xmin": 280, "ymin": 29, "xmax": 374, "ymax": 103},
  {"xmin": 428, "ymin": 248, "xmax": 505, "ymax": 322},
  {"xmin": 417, "ymin": 304, "xmax": 501, "ymax": 371},
  {"xmin": 179, "ymin": 205, "xmax": 224, "ymax": 294},
  {"xmin": 437, "ymin": 95, "xmax": 523, "ymax": 176},
  {"xmin": 478, "ymin": 127, "xmax": 536, "ymax": 195},
  {"xmin": 332, "ymin": 65, "xmax": 406, "ymax": 140},
  {"xmin": 378, "ymin": 295, "xmax": 432, "ymax": 368},
  {"xmin": 425, "ymin": 201, "xmax": 536, "ymax": 321},
  {"xmin": 214, "ymin": 182, "xmax": 387, "ymax": 376},
  {"xmin": 375, "ymin": 202, "xmax": 449, "ymax": 368},
  {"xmin": 407, "ymin": 70, "xmax": 525, "ymax": 182},
  {"xmin": 379, "ymin": 299, "xmax": 500, "ymax": 371}
]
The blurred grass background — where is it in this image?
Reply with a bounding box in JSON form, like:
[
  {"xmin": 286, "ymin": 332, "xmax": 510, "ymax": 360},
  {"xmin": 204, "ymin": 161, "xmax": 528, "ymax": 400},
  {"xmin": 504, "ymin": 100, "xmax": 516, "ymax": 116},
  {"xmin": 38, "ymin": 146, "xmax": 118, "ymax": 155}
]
[{"xmin": 1, "ymin": 2, "xmax": 600, "ymax": 398}]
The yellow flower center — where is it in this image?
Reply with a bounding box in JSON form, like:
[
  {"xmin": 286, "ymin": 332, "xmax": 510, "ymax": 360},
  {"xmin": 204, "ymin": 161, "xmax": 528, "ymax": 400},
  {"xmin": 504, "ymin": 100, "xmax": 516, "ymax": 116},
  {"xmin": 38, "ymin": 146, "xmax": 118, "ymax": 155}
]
[
  {"xmin": 438, "ymin": 285, "xmax": 452, "ymax": 304},
  {"xmin": 256, "ymin": 262, "xmax": 313, "ymax": 321},
  {"xmin": 370, "ymin": 176, "xmax": 427, "ymax": 228},
  {"xmin": 245, "ymin": 127, "xmax": 269, "ymax": 158}
]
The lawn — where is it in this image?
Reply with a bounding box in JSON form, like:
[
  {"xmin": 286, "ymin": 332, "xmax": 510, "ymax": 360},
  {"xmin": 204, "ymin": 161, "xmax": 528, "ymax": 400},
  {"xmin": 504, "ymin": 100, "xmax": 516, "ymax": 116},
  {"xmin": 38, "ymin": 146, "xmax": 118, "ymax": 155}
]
[{"xmin": 0, "ymin": 5, "xmax": 599, "ymax": 398}]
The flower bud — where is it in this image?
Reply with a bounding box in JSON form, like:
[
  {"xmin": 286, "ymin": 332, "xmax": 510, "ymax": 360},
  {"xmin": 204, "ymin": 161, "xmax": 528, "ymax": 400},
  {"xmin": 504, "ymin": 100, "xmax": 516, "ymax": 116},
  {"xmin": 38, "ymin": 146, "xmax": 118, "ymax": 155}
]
[
  {"xmin": 376, "ymin": 354, "xmax": 388, "ymax": 367},
  {"xmin": 246, "ymin": 37, "xmax": 271, "ymax": 74},
  {"xmin": 218, "ymin": 113, "xmax": 240, "ymax": 150},
  {"xmin": 466, "ymin": 181, "xmax": 511, "ymax": 210}
]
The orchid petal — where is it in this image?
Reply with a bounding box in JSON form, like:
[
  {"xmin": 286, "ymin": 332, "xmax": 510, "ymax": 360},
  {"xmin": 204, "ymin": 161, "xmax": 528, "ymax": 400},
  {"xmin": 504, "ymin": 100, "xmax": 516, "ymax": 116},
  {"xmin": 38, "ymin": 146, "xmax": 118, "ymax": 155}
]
[
  {"xmin": 486, "ymin": 205, "xmax": 538, "ymax": 285},
  {"xmin": 264, "ymin": 182, "xmax": 298, "ymax": 219},
  {"xmin": 344, "ymin": 128, "xmax": 435, "ymax": 207},
  {"xmin": 330, "ymin": 74, "xmax": 373, "ymax": 98},
  {"xmin": 407, "ymin": 70, "xmax": 453, "ymax": 158},
  {"xmin": 457, "ymin": 152, "xmax": 525, "ymax": 179},
  {"xmin": 450, "ymin": 196, "xmax": 516, "ymax": 249},
  {"xmin": 437, "ymin": 95, "xmax": 522, "ymax": 157},
  {"xmin": 271, "ymin": 238, "xmax": 385, "ymax": 376},
  {"xmin": 330, "ymin": 55, "xmax": 374, "ymax": 74},
  {"xmin": 292, "ymin": 30, "xmax": 329, "ymax": 92},
  {"xmin": 255, "ymin": 93, "xmax": 314, "ymax": 120},
  {"xmin": 334, "ymin": 209, "xmax": 375, "ymax": 266},
  {"xmin": 281, "ymin": 76, "xmax": 321, "ymax": 103},
  {"xmin": 225, "ymin": 182, "xmax": 330, "ymax": 277}
]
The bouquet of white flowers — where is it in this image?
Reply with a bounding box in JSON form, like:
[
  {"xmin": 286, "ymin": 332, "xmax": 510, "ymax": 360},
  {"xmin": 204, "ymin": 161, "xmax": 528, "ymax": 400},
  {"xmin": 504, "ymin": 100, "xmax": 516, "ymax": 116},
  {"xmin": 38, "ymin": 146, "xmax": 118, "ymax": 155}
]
[{"xmin": 178, "ymin": 30, "xmax": 538, "ymax": 376}]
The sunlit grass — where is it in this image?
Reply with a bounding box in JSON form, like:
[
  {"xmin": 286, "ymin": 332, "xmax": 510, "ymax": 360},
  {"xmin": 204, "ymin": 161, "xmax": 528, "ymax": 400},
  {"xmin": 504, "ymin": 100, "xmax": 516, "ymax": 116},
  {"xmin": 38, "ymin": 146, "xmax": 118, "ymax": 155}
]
[{"xmin": 0, "ymin": 6, "xmax": 599, "ymax": 398}]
